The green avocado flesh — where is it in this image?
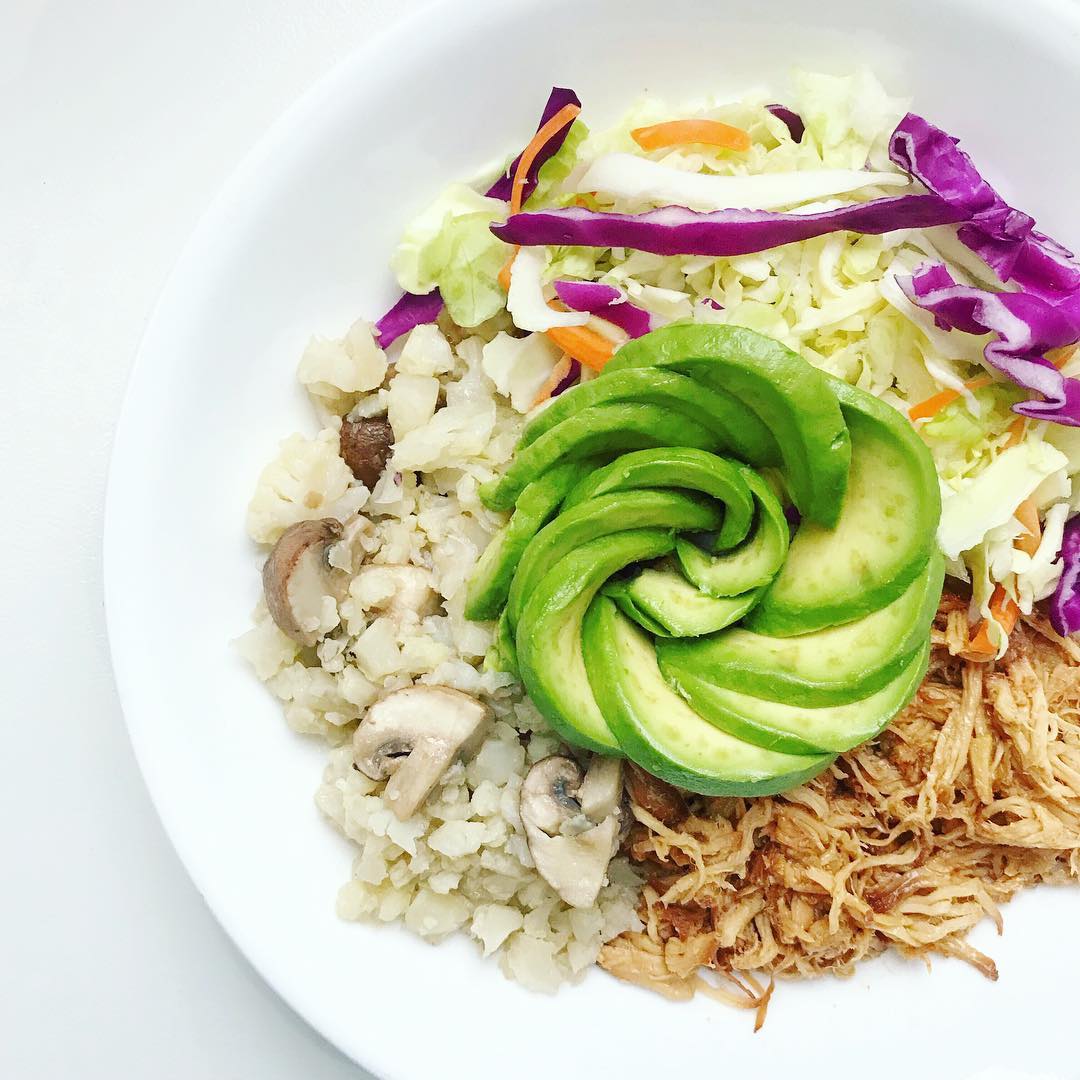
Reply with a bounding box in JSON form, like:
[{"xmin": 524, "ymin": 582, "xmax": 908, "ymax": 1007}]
[
  {"xmin": 562, "ymin": 447, "xmax": 756, "ymax": 549},
  {"xmin": 505, "ymin": 489, "xmax": 723, "ymax": 631},
  {"xmin": 517, "ymin": 366, "xmax": 776, "ymax": 464},
  {"xmin": 663, "ymin": 638, "xmax": 930, "ymax": 756},
  {"xmin": 675, "ymin": 472, "xmax": 789, "ymax": 596},
  {"xmin": 480, "ymin": 402, "xmax": 718, "ymax": 511},
  {"xmin": 582, "ymin": 598, "xmax": 833, "ymax": 795},
  {"xmin": 606, "ymin": 324, "xmax": 850, "ymax": 527},
  {"xmin": 746, "ymin": 377, "xmax": 942, "ymax": 636},
  {"xmin": 658, "ymin": 551, "xmax": 944, "ymax": 707},
  {"xmin": 465, "ymin": 461, "xmax": 586, "ymax": 621},
  {"xmin": 607, "ymin": 566, "xmax": 763, "ymax": 637},
  {"xmin": 517, "ymin": 530, "xmax": 675, "ymax": 754},
  {"xmin": 465, "ymin": 324, "xmax": 942, "ymax": 800}
]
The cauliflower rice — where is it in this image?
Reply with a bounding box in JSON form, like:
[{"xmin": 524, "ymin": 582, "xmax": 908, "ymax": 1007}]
[{"xmin": 237, "ymin": 315, "xmax": 640, "ymax": 991}]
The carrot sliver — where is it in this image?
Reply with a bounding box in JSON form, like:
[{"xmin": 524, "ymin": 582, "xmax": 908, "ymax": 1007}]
[
  {"xmin": 631, "ymin": 119, "xmax": 752, "ymax": 153},
  {"xmin": 531, "ymin": 356, "xmax": 573, "ymax": 408},
  {"xmin": 1014, "ymin": 498, "xmax": 1042, "ymax": 557},
  {"xmin": 510, "ymin": 102, "xmax": 581, "ymax": 213},
  {"xmin": 908, "ymin": 374, "xmax": 994, "ymax": 422},
  {"xmin": 1003, "ymin": 416, "xmax": 1026, "ymax": 448},
  {"xmin": 498, "ymin": 249, "xmax": 517, "ymax": 292},
  {"xmin": 1049, "ymin": 345, "xmax": 1077, "ymax": 369},
  {"xmin": 545, "ymin": 324, "xmax": 615, "ymax": 371},
  {"xmin": 966, "ymin": 586, "xmax": 1021, "ymax": 660}
]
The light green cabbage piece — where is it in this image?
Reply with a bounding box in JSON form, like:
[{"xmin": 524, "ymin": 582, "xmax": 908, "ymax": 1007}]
[{"xmin": 390, "ymin": 184, "xmax": 508, "ymax": 327}]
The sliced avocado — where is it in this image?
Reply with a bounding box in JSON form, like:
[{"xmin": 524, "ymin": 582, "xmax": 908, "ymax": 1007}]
[
  {"xmin": 505, "ymin": 489, "xmax": 723, "ymax": 631},
  {"xmin": 480, "ymin": 402, "xmax": 718, "ymax": 511},
  {"xmin": 605, "ymin": 324, "xmax": 850, "ymax": 527},
  {"xmin": 663, "ymin": 638, "xmax": 930, "ymax": 756},
  {"xmin": 658, "ymin": 551, "xmax": 944, "ymax": 707},
  {"xmin": 581, "ymin": 597, "xmax": 833, "ymax": 795},
  {"xmin": 518, "ymin": 367, "xmax": 777, "ymax": 465},
  {"xmin": 465, "ymin": 461, "xmax": 586, "ymax": 621},
  {"xmin": 610, "ymin": 566, "xmax": 762, "ymax": 637},
  {"xmin": 604, "ymin": 580, "xmax": 674, "ymax": 638},
  {"xmin": 675, "ymin": 471, "xmax": 789, "ymax": 596},
  {"xmin": 561, "ymin": 447, "xmax": 755, "ymax": 550},
  {"xmin": 516, "ymin": 530, "xmax": 675, "ymax": 753},
  {"xmin": 746, "ymin": 377, "xmax": 941, "ymax": 636}
]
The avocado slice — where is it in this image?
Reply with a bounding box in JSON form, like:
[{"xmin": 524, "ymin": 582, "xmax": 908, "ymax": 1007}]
[
  {"xmin": 663, "ymin": 638, "xmax": 930, "ymax": 756},
  {"xmin": 516, "ymin": 530, "xmax": 675, "ymax": 753},
  {"xmin": 658, "ymin": 551, "xmax": 944, "ymax": 707},
  {"xmin": 480, "ymin": 402, "xmax": 718, "ymax": 511},
  {"xmin": 607, "ymin": 566, "xmax": 763, "ymax": 637},
  {"xmin": 561, "ymin": 446, "xmax": 755, "ymax": 550},
  {"xmin": 605, "ymin": 324, "xmax": 850, "ymax": 527},
  {"xmin": 675, "ymin": 471, "xmax": 789, "ymax": 596},
  {"xmin": 505, "ymin": 489, "xmax": 723, "ymax": 631},
  {"xmin": 518, "ymin": 367, "xmax": 777, "ymax": 465},
  {"xmin": 465, "ymin": 461, "xmax": 586, "ymax": 621},
  {"xmin": 581, "ymin": 597, "xmax": 833, "ymax": 795},
  {"xmin": 746, "ymin": 377, "xmax": 942, "ymax": 636}
]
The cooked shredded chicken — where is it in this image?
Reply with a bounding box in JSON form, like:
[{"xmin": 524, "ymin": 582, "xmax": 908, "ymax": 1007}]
[{"xmin": 600, "ymin": 597, "xmax": 1080, "ymax": 1017}]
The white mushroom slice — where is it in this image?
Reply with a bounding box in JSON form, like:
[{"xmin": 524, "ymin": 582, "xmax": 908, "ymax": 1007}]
[
  {"xmin": 352, "ymin": 687, "xmax": 489, "ymax": 820},
  {"xmin": 262, "ymin": 518, "xmax": 344, "ymax": 646},
  {"xmin": 351, "ymin": 564, "xmax": 439, "ymax": 621},
  {"xmin": 578, "ymin": 756, "xmax": 624, "ymax": 823},
  {"xmin": 519, "ymin": 755, "xmax": 623, "ymax": 908}
]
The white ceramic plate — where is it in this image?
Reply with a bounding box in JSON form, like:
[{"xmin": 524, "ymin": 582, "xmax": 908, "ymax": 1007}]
[{"xmin": 105, "ymin": 1, "xmax": 1080, "ymax": 1077}]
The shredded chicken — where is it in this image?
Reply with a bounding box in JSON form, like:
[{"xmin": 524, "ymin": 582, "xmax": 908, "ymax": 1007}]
[{"xmin": 600, "ymin": 597, "xmax": 1080, "ymax": 1017}]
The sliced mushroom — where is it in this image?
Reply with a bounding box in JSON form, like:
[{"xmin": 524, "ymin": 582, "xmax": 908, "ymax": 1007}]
[
  {"xmin": 351, "ymin": 563, "xmax": 439, "ymax": 621},
  {"xmin": 340, "ymin": 416, "xmax": 394, "ymax": 489},
  {"xmin": 352, "ymin": 686, "xmax": 489, "ymax": 820},
  {"xmin": 262, "ymin": 518, "xmax": 344, "ymax": 646},
  {"xmin": 519, "ymin": 755, "xmax": 623, "ymax": 908}
]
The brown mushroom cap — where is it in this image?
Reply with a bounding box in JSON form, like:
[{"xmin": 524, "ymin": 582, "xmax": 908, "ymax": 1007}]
[
  {"xmin": 340, "ymin": 416, "xmax": 394, "ymax": 489},
  {"xmin": 262, "ymin": 518, "xmax": 343, "ymax": 646}
]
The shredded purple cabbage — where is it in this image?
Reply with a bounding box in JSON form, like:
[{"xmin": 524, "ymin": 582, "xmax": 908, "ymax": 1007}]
[
  {"xmin": 552, "ymin": 280, "xmax": 653, "ymax": 338},
  {"xmin": 550, "ymin": 359, "xmax": 582, "ymax": 399},
  {"xmin": 890, "ymin": 113, "xmax": 1080, "ymax": 304},
  {"xmin": 492, "ymin": 195, "xmax": 966, "ymax": 258},
  {"xmin": 902, "ymin": 263, "xmax": 1080, "ymax": 425},
  {"xmin": 765, "ymin": 104, "xmax": 805, "ymax": 143},
  {"xmin": 373, "ymin": 288, "xmax": 444, "ymax": 348},
  {"xmin": 1051, "ymin": 515, "xmax": 1080, "ymax": 636},
  {"xmin": 485, "ymin": 87, "xmax": 582, "ymax": 204}
]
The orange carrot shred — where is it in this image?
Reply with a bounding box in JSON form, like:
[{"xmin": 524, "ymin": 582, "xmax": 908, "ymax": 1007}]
[
  {"xmin": 631, "ymin": 119, "xmax": 752, "ymax": 154},
  {"xmin": 531, "ymin": 356, "xmax": 573, "ymax": 408},
  {"xmin": 965, "ymin": 585, "xmax": 1021, "ymax": 660},
  {"xmin": 498, "ymin": 249, "xmax": 517, "ymax": 292},
  {"xmin": 1014, "ymin": 498, "xmax": 1042, "ymax": 557},
  {"xmin": 1003, "ymin": 416, "xmax": 1026, "ymax": 448},
  {"xmin": 509, "ymin": 102, "xmax": 581, "ymax": 214},
  {"xmin": 1048, "ymin": 345, "xmax": 1077, "ymax": 369},
  {"xmin": 908, "ymin": 375, "xmax": 993, "ymax": 422},
  {"xmin": 544, "ymin": 323, "xmax": 615, "ymax": 372}
]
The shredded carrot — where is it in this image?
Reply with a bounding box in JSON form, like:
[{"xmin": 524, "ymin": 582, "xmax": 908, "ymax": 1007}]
[
  {"xmin": 908, "ymin": 375, "xmax": 993, "ymax": 422},
  {"xmin": 498, "ymin": 249, "xmax": 517, "ymax": 292},
  {"xmin": 631, "ymin": 118, "xmax": 752, "ymax": 153},
  {"xmin": 1014, "ymin": 498, "xmax": 1042, "ymax": 557},
  {"xmin": 531, "ymin": 356, "xmax": 573, "ymax": 408},
  {"xmin": 545, "ymin": 323, "xmax": 615, "ymax": 371},
  {"xmin": 1003, "ymin": 416, "xmax": 1026, "ymax": 448},
  {"xmin": 1048, "ymin": 345, "xmax": 1077, "ymax": 369},
  {"xmin": 965, "ymin": 585, "xmax": 1021, "ymax": 660},
  {"xmin": 509, "ymin": 102, "xmax": 581, "ymax": 214}
]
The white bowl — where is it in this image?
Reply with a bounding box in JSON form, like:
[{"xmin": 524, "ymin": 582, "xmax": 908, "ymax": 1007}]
[{"xmin": 105, "ymin": 0, "xmax": 1080, "ymax": 1076}]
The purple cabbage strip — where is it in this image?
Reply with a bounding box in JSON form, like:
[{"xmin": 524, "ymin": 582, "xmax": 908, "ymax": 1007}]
[
  {"xmin": 552, "ymin": 280, "xmax": 653, "ymax": 338},
  {"xmin": 901, "ymin": 263, "xmax": 1080, "ymax": 425},
  {"xmin": 492, "ymin": 194, "xmax": 967, "ymax": 258},
  {"xmin": 373, "ymin": 287, "xmax": 444, "ymax": 348},
  {"xmin": 1051, "ymin": 515, "xmax": 1080, "ymax": 636},
  {"xmin": 550, "ymin": 358, "xmax": 582, "ymax": 399},
  {"xmin": 889, "ymin": 113, "xmax": 1080, "ymax": 304},
  {"xmin": 485, "ymin": 87, "xmax": 582, "ymax": 204},
  {"xmin": 374, "ymin": 87, "xmax": 582, "ymax": 345},
  {"xmin": 765, "ymin": 103, "xmax": 805, "ymax": 143}
]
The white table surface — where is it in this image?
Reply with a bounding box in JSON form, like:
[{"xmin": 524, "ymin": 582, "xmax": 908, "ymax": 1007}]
[{"xmin": 2, "ymin": 2, "xmax": 425, "ymax": 1076}]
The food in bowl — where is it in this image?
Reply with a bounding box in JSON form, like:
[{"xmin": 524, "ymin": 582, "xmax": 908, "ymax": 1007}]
[{"xmin": 238, "ymin": 70, "xmax": 1080, "ymax": 1011}]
